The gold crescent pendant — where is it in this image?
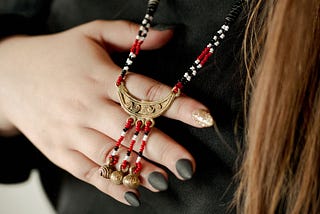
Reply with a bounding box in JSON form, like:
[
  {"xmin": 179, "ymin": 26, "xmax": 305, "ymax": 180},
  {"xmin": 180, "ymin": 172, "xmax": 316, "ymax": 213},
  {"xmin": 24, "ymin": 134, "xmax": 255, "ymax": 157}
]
[{"xmin": 117, "ymin": 82, "xmax": 179, "ymax": 121}]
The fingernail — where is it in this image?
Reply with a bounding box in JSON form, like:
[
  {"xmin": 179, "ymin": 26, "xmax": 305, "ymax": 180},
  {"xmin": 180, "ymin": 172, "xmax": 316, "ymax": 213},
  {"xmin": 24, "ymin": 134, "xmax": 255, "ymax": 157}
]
[
  {"xmin": 192, "ymin": 109, "xmax": 214, "ymax": 127},
  {"xmin": 176, "ymin": 159, "xmax": 194, "ymax": 180},
  {"xmin": 148, "ymin": 172, "xmax": 168, "ymax": 191},
  {"xmin": 124, "ymin": 192, "xmax": 140, "ymax": 207}
]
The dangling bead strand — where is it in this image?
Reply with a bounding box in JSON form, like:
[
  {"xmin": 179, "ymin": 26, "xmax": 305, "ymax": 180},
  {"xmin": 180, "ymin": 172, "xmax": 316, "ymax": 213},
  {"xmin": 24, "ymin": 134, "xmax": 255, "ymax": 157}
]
[
  {"xmin": 134, "ymin": 119, "xmax": 153, "ymax": 174},
  {"xmin": 120, "ymin": 120, "xmax": 143, "ymax": 171}
]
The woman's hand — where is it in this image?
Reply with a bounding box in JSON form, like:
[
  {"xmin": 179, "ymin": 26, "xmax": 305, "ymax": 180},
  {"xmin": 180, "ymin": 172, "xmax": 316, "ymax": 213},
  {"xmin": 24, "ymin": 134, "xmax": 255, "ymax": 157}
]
[{"xmin": 0, "ymin": 20, "xmax": 213, "ymax": 206}]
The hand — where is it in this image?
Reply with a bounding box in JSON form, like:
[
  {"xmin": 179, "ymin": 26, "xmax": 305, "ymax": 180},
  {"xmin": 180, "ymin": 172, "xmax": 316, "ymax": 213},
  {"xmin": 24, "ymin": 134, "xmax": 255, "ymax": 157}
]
[{"xmin": 0, "ymin": 20, "xmax": 213, "ymax": 206}]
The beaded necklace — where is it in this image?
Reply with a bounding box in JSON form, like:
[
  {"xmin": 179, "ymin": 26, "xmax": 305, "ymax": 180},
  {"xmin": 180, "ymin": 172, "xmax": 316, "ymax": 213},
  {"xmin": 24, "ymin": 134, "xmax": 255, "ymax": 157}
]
[{"xmin": 99, "ymin": 0, "xmax": 245, "ymax": 189}]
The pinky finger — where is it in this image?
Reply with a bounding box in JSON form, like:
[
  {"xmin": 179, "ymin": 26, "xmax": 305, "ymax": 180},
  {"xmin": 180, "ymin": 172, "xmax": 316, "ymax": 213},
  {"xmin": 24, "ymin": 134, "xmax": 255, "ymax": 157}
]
[{"xmin": 57, "ymin": 149, "xmax": 141, "ymax": 207}]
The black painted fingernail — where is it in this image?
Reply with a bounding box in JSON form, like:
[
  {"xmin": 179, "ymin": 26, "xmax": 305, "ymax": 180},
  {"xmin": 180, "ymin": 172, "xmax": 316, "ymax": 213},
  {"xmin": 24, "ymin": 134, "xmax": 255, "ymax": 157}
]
[
  {"xmin": 148, "ymin": 172, "xmax": 168, "ymax": 191},
  {"xmin": 124, "ymin": 192, "xmax": 140, "ymax": 207},
  {"xmin": 176, "ymin": 159, "xmax": 193, "ymax": 180}
]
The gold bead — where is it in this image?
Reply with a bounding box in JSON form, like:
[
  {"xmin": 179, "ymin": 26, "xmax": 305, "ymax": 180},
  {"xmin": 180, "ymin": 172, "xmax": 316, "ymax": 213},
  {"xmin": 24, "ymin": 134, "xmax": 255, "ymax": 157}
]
[
  {"xmin": 110, "ymin": 171, "xmax": 124, "ymax": 185},
  {"xmin": 123, "ymin": 174, "xmax": 140, "ymax": 189},
  {"xmin": 99, "ymin": 165, "xmax": 114, "ymax": 179}
]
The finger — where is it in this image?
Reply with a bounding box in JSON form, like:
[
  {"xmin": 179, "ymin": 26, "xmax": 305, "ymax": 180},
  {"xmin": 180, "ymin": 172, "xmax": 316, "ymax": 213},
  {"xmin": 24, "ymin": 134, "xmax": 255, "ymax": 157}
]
[
  {"xmin": 70, "ymin": 126, "xmax": 169, "ymax": 192},
  {"xmin": 100, "ymin": 70, "xmax": 214, "ymax": 128},
  {"xmin": 55, "ymin": 148, "xmax": 141, "ymax": 206},
  {"xmin": 78, "ymin": 20, "xmax": 173, "ymax": 51},
  {"xmin": 87, "ymin": 100, "xmax": 196, "ymax": 180}
]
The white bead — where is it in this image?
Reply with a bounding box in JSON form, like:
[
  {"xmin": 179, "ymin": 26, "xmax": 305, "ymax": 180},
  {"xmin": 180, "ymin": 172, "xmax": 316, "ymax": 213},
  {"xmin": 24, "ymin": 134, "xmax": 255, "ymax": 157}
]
[
  {"xmin": 138, "ymin": 37, "xmax": 145, "ymax": 42},
  {"xmin": 111, "ymin": 150, "xmax": 117, "ymax": 156},
  {"xmin": 129, "ymin": 52, "xmax": 136, "ymax": 58},
  {"xmin": 197, "ymin": 64, "xmax": 202, "ymax": 69},
  {"xmin": 123, "ymin": 66, "xmax": 129, "ymax": 71},
  {"xmin": 124, "ymin": 155, "xmax": 130, "ymax": 161},
  {"xmin": 139, "ymin": 26, "xmax": 145, "ymax": 31},
  {"xmin": 209, "ymin": 48, "xmax": 214, "ymax": 53},
  {"xmin": 136, "ymin": 156, "xmax": 142, "ymax": 163},
  {"xmin": 220, "ymin": 34, "xmax": 225, "ymax": 39},
  {"xmin": 192, "ymin": 70, "xmax": 197, "ymax": 76},
  {"xmin": 207, "ymin": 43, "xmax": 212, "ymax": 48},
  {"xmin": 218, "ymin": 29, "xmax": 223, "ymax": 34},
  {"xmin": 142, "ymin": 19, "xmax": 147, "ymax": 25},
  {"xmin": 186, "ymin": 76, "xmax": 191, "ymax": 81},
  {"xmin": 213, "ymin": 36, "xmax": 218, "ymax": 41},
  {"xmin": 190, "ymin": 66, "xmax": 195, "ymax": 71},
  {"xmin": 195, "ymin": 59, "xmax": 200, "ymax": 64},
  {"xmin": 132, "ymin": 134, "xmax": 138, "ymax": 140},
  {"xmin": 214, "ymin": 41, "xmax": 220, "ymax": 46},
  {"xmin": 143, "ymin": 135, "xmax": 148, "ymax": 141},
  {"xmin": 136, "ymin": 35, "xmax": 140, "ymax": 40},
  {"xmin": 145, "ymin": 14, "xmax": 150, "ymax": 19},
  {"xmin": 121, "ymin": 131, "xmax": 126, "ymax": 137},
  {"xmin": 126, "ymin": 59, "xmax": 133, "ymax": 65},
  {"xmin": 146, "ymin": 23, "xmax": 151, "ymax": 28},
  {"xmin": 222, "ymin": 25, "xmax": 229, "ymax": 31},
  {"xmin": 184, "ymin": 72, "xmax": 189, "ymax": 78}
]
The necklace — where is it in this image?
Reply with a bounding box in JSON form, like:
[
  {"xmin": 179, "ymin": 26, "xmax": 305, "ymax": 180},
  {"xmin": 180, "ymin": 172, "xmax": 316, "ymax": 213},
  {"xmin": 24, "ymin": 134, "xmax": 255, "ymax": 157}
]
[{"xmin": 99, "ymin": 0, "xmax": 245, "ymax": 189}]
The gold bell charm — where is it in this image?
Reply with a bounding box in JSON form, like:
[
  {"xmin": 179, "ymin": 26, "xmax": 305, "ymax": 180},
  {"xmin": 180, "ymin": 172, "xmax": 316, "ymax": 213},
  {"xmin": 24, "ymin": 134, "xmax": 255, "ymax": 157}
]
[
  {"xmin": 99, "ymin": 165, "xmax": 114, "ymax": 179},
  {"xmin": 110, "ymin": 170, "xmax": 124, "ymax": 185},
  {"xmin": 110, "ymin": 163, "xmax": 130, "ymax": 185},
  {"xmin": 123, "ymin": 166, "xmax": 141, "ymax": 189}
]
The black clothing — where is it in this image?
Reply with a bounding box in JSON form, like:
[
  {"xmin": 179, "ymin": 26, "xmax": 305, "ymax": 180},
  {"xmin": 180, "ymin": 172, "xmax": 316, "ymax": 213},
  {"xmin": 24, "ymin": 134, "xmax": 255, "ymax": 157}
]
[{"xmin": 0, "ymin": 0, "xmax": 246, "ymax": 213}]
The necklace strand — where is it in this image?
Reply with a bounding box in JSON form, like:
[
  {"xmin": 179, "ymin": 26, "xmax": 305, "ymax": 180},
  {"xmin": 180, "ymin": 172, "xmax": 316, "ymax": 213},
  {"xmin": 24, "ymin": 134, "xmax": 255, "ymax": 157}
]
[{"xmin": 100, "ymin": 0, "xmax": 245, "ymax": 189}]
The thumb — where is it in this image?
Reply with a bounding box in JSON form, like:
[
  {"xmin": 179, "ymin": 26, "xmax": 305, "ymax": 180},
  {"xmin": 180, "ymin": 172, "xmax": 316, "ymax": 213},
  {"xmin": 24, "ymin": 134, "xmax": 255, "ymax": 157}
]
[{"xmin": 78, "ymin": 20, "xmax": 173, "ymax": 51}]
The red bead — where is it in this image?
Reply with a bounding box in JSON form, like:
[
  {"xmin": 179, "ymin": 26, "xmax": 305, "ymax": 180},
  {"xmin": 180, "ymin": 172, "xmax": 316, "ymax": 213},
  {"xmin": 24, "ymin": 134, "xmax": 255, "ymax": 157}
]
[
  {"xmin": 197, "ymin": 47, "xmax": 210, "ymax": 61},
  {"xmin": 200, "ymin": 52, "xmax": 212, "ymax": 66},
  {"xmin": 121, "ymin": 160, "xmax": 128, "ymax": 170},
  {"xmin": 125, "ymin": 118, "xmax": 134, "ymax": 129},
  {"xmin": 173, "ymin": 82, "xmax": 183, "ymax": 93},
  {"xmin": 139, "ymin": 141, "xmax": 146, "ymax": 153},
  {"xmin": 116, "ymin": 76, "xmax": 123, "ymax": 86},
  {"xmin": 136, "ymin": 120, "xmax": 143, "ymax": 132},
  {"xmin": 134, "ymin": 162, "xmax": 142, "ymax": 174},
  {"xmin": 111, "ymin": 155, "xmax": 119, "ymax": 165},
  {"xmin": 129, "ymin": 139, "xmax": 136, "ymax": 151},
  {"xmin": 115, "ymin": 136, "xmax": 124, "ymax": 147}
]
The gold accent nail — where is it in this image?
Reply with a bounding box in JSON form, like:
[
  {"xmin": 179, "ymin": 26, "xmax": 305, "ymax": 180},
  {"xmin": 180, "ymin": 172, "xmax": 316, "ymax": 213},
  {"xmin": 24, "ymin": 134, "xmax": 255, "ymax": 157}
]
[{"xmin": 192, "ymin": 109, "xmax": 214, "ymax": 127}]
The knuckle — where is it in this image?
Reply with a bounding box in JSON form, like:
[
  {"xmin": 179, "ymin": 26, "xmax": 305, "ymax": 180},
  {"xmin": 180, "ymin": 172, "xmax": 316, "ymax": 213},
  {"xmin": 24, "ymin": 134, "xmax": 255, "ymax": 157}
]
[
  {"xmin": 90, "ymin": 19, "xmax": 105, "ymax": 27},
  {"xmin": 126, "ymin": 21, "xmax": 138, "ymax": 36},
  {"xmin": 145, "ymin": 83, "xmax": 167, "ymax": 101},
  {"xmin": 97, "ymin": 143, "xmax": 113, "ymax": 165},
  {"xmin": 82, "ymin": 166, "xmax": 98, "ymax": 183}
]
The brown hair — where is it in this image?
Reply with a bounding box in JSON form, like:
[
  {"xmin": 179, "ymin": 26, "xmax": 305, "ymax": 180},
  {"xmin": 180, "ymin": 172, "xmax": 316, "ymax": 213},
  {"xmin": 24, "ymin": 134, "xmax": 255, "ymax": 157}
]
[{"xmin": 237, "ymin": 0, "xmax": 320, "ymax": 213}]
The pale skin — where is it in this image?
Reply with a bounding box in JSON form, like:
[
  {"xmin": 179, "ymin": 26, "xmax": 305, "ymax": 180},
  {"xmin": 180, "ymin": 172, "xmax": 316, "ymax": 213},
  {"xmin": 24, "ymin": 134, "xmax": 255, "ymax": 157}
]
[{"xmin": 0, "ymin": 20, "xmax": 210, "ymax": 205}]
